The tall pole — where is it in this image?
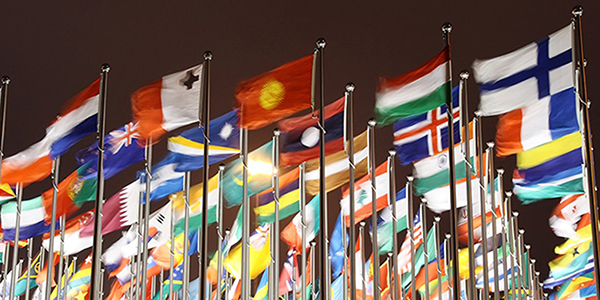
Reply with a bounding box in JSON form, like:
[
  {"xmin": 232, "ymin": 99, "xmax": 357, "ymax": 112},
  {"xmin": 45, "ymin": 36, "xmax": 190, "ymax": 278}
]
[
  {"xmin": 9, "ymin": 183, "xmax": 22, "ymax": 300},
  {"xmin": 407, "ymin": 177, "xmax": 416, "ymax": 300},
  {"xmin": 299, "ymin": 162, "xmax": 307, "ymax": 300},
  {"xmin": 506, "ymin": 193, "xmax": 517, "ymax": 300},
  {"xmin": 2, "ymin": 242, "xmax": 9, "ymax": 300},
  {"xmin": 444, "ymin": 234, "xmax": 452, "ymax": 299},
  {"xmin": 513, "ymin": 215, "xmax": 522, "ymax": 300},
  {"xmin": 459, "ymin": 70, "xmax": 477, "ymax": 300},
  {"xmin": 441, "ymin": 23, "xmax": 461, "ymax": 300},
  {"xmin": 387, "ymin": 150, "xmax": 399, "ymax": 300},
  {"xmin": 315, "ymin": 37, "xmax": 328, "ymax": 300},
  {"xmin": 45, "ymin": 158, "xmax": 60, "ymax": 300},
  {"xmin": 25, "ymin": 238, "xmax": 33, "ymax": 300},
  {"xmin": 367, "ymin": 119, "xmax": 380, "ymax": 300},
  {"xmin": 475, "ymin": 112, "xmax": 490, "ymax": 298},
  {"xmin": 572, "ymin": 6, "xmax": 600, "ymax": 295},
  {"xmin": 271, "ymin": 129, "xmax": 281, "ymax": 300},
  {"xmin": 169, "ymin": 193, "xmax": 175, "ymax": 300},
  {"xmin": 341, "ymin": 205, "xmax": 348, "ymax": 300},
  {"xmin": 420, "ymin": 200, "xmax": 429, "ymax": 300},
  {"xmin": 241, "ymin": 127, "xmax": 250, "ymax": 300},
  {"xmin": 359, "ymin": 223, "xmax": 366, "ymax": 300},
  {"xmin": 345, "ymin": 83, "xmax": 357, "ymax": 300},
  {"xmin": 310, "ymin": 241, "xmax": 317, "ymax": 300},
  {"xmin": 0, "ymin": 76, "xmax": 10, "ymax": 182},
  {"xmin": 183, "ymin": 172, "xmax": 192, "ymax": 300},
  {"xmin": 199, "ymin": 50, "xmax": 213, "ymax": 300},
  {"xmin": 140, "ymin": 138, "xmax": 153, "ymax": 300},
  {"xmin": 433, "ymin": 217, "xmax": 442, "ymax": 300},
  {"xmin": 498, "ymin": 169, "xmax": 509, "ymax": 296},
  {"xmin": 56, "ymin": 215, "xmax": 66, "ymax": 300},
  {"xmin": 217, "ymin": 164, "xmax": 226, "ymax": 300},
  {"xmin": 487, "ymin": 144, "xmax": 500, "ymax": 299}
]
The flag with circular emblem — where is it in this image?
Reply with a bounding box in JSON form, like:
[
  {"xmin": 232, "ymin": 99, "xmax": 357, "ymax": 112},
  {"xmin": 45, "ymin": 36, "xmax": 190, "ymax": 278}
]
[{"xmin": 236, "ymin": 54, "xmax": 314, "ymax": 130}]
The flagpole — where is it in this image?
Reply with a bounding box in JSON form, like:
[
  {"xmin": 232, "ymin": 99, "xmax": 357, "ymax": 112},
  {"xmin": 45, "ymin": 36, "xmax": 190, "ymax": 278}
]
[
  {"xmin": 345, "ymin": 83, "xmax": 357, "ymax": 300},
  {"xmin": 513, "ymin": 215, "xmax": 522, "ymax": 300},
  {"xmin": 407, "ymin": 177, "xmax": 416, "ymax": 300},
  {"xmin": 169, "ymin": 192, "xmax": 175, "ymax": 300},
  {"xmin": 458, "ymin": 70, "xmax": 476, "ymax": 300},
  {"xmin": 183, "ymin": 171, "xmax": 192, "ymax": 300},
  {"xmin": 366, "ymin": 119, "xmax": 380, "ymax": 300},
  {"xmin": 25, "ymin": 238, "xmax": 33, "ymax": 300},
  {"xmin": 474, "ymin": 112, "xmax": 490, "ymax": 299},
  {"xmin": 216, "ymin": 164, "xmax": 226, "ymax": 300},
  {"xmin": 271, "ymin": 128, "xmax": 281, "ymax": 300},
  {"xmin": 506, "ymin": 193, "xmax": 516, "ymax": 300},
  {"xmin": 45, "ymin": 157, "xmax": 60, "ymax": 300},
  {"xmin": 199, "ymin": 50, "xmax": 213, "ymax": 300},
  {"xmin": 341, "ymin": 203, "xmax": 348, "ymax": 300},
  {"xmin": 241, "ymin": 126, "xmax": 250, "ymax": 300},
  {"xmin": 358, "ymin": 223, "xmax": 366, "ymax": 300},
  {"xmin": 420, "ymin": 200, "xmax": 430, "ymax": 300},
  {"xmin": 9, "ymin": 182, "xmax": 22, "ymax": 300},
  {"xmin": 315, "ymin": 37, "xmax": 329, "ymax": 300},
  {"xmin": 444, "ymin": 234, "xmax": 451, "ymax": 298},
  {"xmin": 310, "ymin": 241, "xmax": 317, "ymax": 300},
  {"xmin": 523, "ymin": 244, "xmax": 530, "ymax": 295},
  {"xmin": 387, "ymin": 150, "xmax": 398, "ymax": 300},
  {"xmin": 299, "ymin": 162, "xmax": 307, "ymax": 300},
  {"xmin": 56, "ymin": 215, "xmax": 66, "ymax": 300},
  {"xmin": 486, "ymin": 143, "xmax": 500, "ymax": 299},
  {"xmin": 140, "ymin": 137, "xmax": 154, "ymax": 300},
  {"xmin": 497, "ymin": 169, "xmax": 509, "ymax": 296},
  {"xmin": 0, "ymin": 76, "xmax": 10, "ymax": 183},
  {"xmin": 571, "ymin": 7, "xmax": 600, "ymax": 295},
  {"xmin": 63, "ymin": 255, "xmax": 71, "ymax": 300},
  {"xmin": 135, "ymin": 183, "xmax": 144, "ymax": 298},
  {"xmin": 433, "ymin": 216, "xmax": 442, "ymax": 300},
  {"xmin": 1, "ymin": 245, "xmax": 9, "ymax": 300}
]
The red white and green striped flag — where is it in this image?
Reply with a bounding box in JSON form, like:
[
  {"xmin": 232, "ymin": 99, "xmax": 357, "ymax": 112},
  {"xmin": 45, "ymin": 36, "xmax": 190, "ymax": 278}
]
[{"xmin": 375, "ymin": 47, "xmax": 451, "ymax": 126}]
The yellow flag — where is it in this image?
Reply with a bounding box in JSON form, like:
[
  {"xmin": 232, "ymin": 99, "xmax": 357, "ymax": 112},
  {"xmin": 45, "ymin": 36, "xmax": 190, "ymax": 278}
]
[
  {"xmin": 555, "ymin": 223, "xmax": 592, "ymax": 255},
  {"xmin": 223, "ymin": 224, "xmax": 270, "ymax": 279}
]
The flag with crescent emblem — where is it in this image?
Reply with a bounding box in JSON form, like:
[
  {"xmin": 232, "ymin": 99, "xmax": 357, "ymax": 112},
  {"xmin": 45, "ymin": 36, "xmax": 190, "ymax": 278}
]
[
  {"xmin": 42, "ymin": 210, "xmax": 95, "ymax": 256},
  {"xmin": 236, "ymin": 55, "xmax": 313, "ymax": 130}
]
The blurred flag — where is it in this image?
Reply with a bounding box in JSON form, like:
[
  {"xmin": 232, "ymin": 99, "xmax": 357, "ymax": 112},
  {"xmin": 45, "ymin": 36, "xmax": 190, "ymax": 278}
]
[
  {"xmin": 0, "ymin": 184, "xmax": 15, "ymax": 206},
  {"xmin": 397, "ymin": 208, "xmax": 423, "ymax": 274},
  {"xmin": 278, "ymin": 249, "xmax": 299, "ymax": 297},
  {"xmin": 142, "ymin": 155, "xmax": 184, "ymax": 202},
  {"xmin": 331, "ymin": 273, "xmax": 346, "ymax": 300},
  {"xmin": 236, "ymin": 54, "xmax": 313, "ymax": 130},
  {"xmin": 167, "ymin": 109, "xmax": 240, "ymax": 172},
  {"xmin": 281, "ymin": 195, "xmax": 320, "ymax": 252},
  {"xmin": 222, "ymin": 206, "xmax": 243, "ymax": 256},
  {"xmin": 375, "ymin": 47, "xmax": 450, "ymax": 126},
  {"xmin": 555, "ymin": 214, "xmax": 591, "ymax": 255},
  {"xmin": 1, "ymin": 78, "xmax": 100, "ymax": 185},
  {"xmin": 41, "ymin": 163, "xmax": 97, "ymax": 219},
  {"xmin": 549, "ymin": 271, "xmax": 596, "ymax": 300},
  {"xmin": 473, "ymin": 25, "xmax": 573, "ymax": 116},
  {"xmin": 223, "ymin": 224, "xmax": 270, "ymax": 279},
  {"xmin": 457, "ymin": 185, "xmax": 502, "ymax": 245},
  {"xmin": 14, "ymin": 250, "xmax": 42, "ymax": 297},
  {"xmin": 132, "ymin": 64, "xmax": 202, "ymax": 141},
  {"xmin": 305, "ymin": 130, "xmax": 368, "ymax": 195},
  {"xmin": 393, "ymin": 86, "xmax": 459, "ymax": 165},
  {"xmin": 43, "ymin": 210, "xmax": 94, "ymax": 255},
  {"xmin": 544, "ymin": 256, "xmax": 594, "ymax": 289},
  {"xmin": 548, "ymin": 241, "xmax": 593, "ymax": 281},
  {"xmin": 1, "ymin": 196, "xmax": 52, "ymax": 241},
  {"xmin": 278, "ymin": 97, "xmax": 345, "ymax": 166},
  {"xmin": 152, "ymin": 263, "xmax": 183, "ymax": 300},
  {"xmin": 341, "ymin": 160, "xmax": 390, "ymax": 226},
  {"xmin": 254, "ymin": 267, "xmax": 269, "ymax": 300},
  {"xmin": 254, "ymin": 167, "xmax": 300, "ymax": 224},
  {"xmin": 66, "ymin": 253, "xmax": 92, "ymax": 300},
  {"xmin": 76, "ymin": 122, "xmax": 145, "ymax": 180},
  {"xmin": 375, "ymin": 188, "xmax": 409, "ymax": 253},
  {"xmin": 329, "ymin": 212, "xmax": 348, "ymax": 280},
  {"xmin": 49, "ymin": 260, "xmax": 74, "ymax": 300},
  {"xmin": 549, "ymin": 194, "xmax": 589, "ymax": 239}
]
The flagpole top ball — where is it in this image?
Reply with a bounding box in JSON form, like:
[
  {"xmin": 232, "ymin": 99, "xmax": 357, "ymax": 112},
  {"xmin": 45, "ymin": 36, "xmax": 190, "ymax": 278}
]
[
  {"xmin": 407, "ymin": 175, "xmax": 414, "ymax": 182},
  {"xmin": 497, "ymin": 168, "xmax": 504, "ymax": 175},
  {"xmin": 310, "ymin": 241, "xmax": 317, "ymax": 247},
  {"xmin": 367, "ymin": 118, "xmax": 377, "ymax": 127},
  {"xmin": 474, "ymin": 110, "xmax": 482, "ymax": 117},
  {"xmin": 273, "ymin": 128, "xmax": 281, "ymax": 136},
  {"xmin": 531, "ymin": 258, "xmax": 536, "ymax": 264},
  {"xmin": 316, "ymin": 38, "xmax": 326, "ymax": 49},
  {"xmin": 445, "ymin": 233, "xmax": 451, "ymax": 239},
  {"xmin": 101, "ymin": 63, "xmax": 111, "ymax": 73},
  {"xmin": 388, "ymin": 149, "xmax": 397, "ymax": 156},
  {"xmin": 1, "ymin": 76, "xmax": 10, "ymax": 85},
  {"xmin": 225, "ymin": 228, "xmax": 231, "ymax": 235},
  {"xmin": 345, "ymin": 83, "xmax": 355, "ymax": 93},
  {"xmin": 204, "ymin": 51, "xmax": 213, "ymax": 61},
  {"xmin": 359, "ymin": 221, "xmax": 366, "ymax": 227},
  {"xmin": 486, "ymin": 141, "xmax": 495, "ymax": 149},
  {"xmin": 459, "ymin": 70, "xmax": 470, "ymax": 80},
  {"xmin": 505, "ymin": 191, "xmax": 513, "ymax": 197},
  {"xmin": 421, "ymin": 198, "xmax": 427, "ymax": 205},
  {"xmin": 442, "ymin": 23, "xmax": 452, "ymax": 33},
  {"xmin": 525, "ymin": 244, "xmax": 530, "ymax": 250},
  {"xmin": 219, "ymin": 164, "xmax": 226, "ymax": 171},
  {"xmin": 519, "ymin": 229, "xmax": 525, "ymax": 235},
  {"xmin": 434, "ymin": 216, "xmax": 441, "ymax": 222},
  {"xmin": 572, "ymin": 6, "xmax": 583, "ymax": 17},
  {"xmin": 512, "ymin": 211, "xmax": 519, "ymax": 217}
]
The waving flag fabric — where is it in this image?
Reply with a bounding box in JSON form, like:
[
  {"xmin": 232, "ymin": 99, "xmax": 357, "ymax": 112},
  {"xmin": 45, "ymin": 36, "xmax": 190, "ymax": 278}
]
[
  {"xmin": 549, "ymin": 194, "xmax": 589, "ymax": 239},
  {"xmin": 457, "ymin": 185, "xmax": 502, "ymax": 245},
  {"xmin": 340, "ymin": 160, "xmax": 390, "ymax": 226},
  {"xmin": 223, "ymin": 224, "xmax": 270, "ymax": 279},
  {"xmin": 473, "ymin": 25, "xmax": 573, "ymax": 116},
  {"xmin": 254, "ymin": 267, "xmax": 269, "ymax": 300},
  {"xmin": 254, "ymin": 167, "xmax": 300, "ymax": 224},
  {"xmin": 329, "ymin": 212, "xmax": 348, "ymax": 280},
  {"xmin": 66, "ymin": 253, "xmax": 92, "ymax": 300},
  {"xmin": 0, "ymin": 184, "xmax": 15, "ymax": 206},
  {"xmin": 14, "ymin": 250, "xmax": 42, "ymax": 297},
  {"xmin": 376, "ymin": 188, "xmax": 408, "ymax": 253},
  {"xmin": 1, "ymin": 78, "xmax": 100, "ymax": 185},
  {"xmin": 1, "ymin": 196, "xmax": 52, "ymax": 241},
  {"xmin": 549, "ymin": 241, "xmax": 593, "ymax": 281},
  {"xmin": 393, "ymin": 86, "xmax": 459, "ymax": 165},
  {"xmin": 549, "ymin": 271, "xmax": 596, "ymax": 300},
  {"xmin": 554, "ymin": 214, "xmax": 591, "ymax": 255},
  {"xmin": 375, "ymin": 47, "xmax": 451, "ymax": 126},
  {"xmin": 152, "ymin": 263, "xmax": 183, "ymax": 300},
  {"xmin": 41, "ymin": 163, "xmax": 97, "ymax": 220},
  {"xmin": 76, "ymin": 122, "xmax": 145, "ymax": 180},
  {"xmin": 132, "ymin": 64, "xmax": 202, "ymax": 141},
  {"xmin": 544, "ymin": 256, "xmax": 594, "ymax": 289},
  {"xmin": 281, "ymin": 195, "xmax": 320, "ymax": 252},
  {"xmin": 236, "ymin": 54, "xmax": 313, "ymax": 130},
  {"xmin": 43, "ymin": 210, "xmax": 95, "ymax": 255},
  {"xmin": 398, "ymin": 208, "xmax": 423, "ymax": 274},
  {"xmin": 278, "ymin": 249, "xmax": 299, "ymax": 296},
  {"xmin": 278, "ymin": 97, "xmax": 345, "ymax": 166}
]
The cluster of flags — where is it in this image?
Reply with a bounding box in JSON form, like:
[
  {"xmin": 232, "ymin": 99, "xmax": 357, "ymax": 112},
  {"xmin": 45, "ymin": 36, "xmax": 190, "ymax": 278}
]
[{"xmin": 0, "ymin": 8, "xmax": 596, "ymax": 300}]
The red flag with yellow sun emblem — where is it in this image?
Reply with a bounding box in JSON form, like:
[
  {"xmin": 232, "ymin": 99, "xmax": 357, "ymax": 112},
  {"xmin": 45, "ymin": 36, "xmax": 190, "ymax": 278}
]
[{"xmin": 236, "ymin": 54, "xmax": 314, "ymax": 130}]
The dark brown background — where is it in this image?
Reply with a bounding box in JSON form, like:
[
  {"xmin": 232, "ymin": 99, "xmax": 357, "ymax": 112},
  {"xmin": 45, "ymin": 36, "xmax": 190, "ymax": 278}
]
[{"xmin": 1, "ymin": 0, "xmax": 599, "ymax": 289}]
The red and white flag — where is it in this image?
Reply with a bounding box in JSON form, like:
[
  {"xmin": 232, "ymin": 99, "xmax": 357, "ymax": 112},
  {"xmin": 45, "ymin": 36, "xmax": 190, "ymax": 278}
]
[
  {"xmin": 398, "ymin": 208, "xmax": 423, "ymax": 274},
  {"xmin": 549, "ymin": 193, "xmax": 589, "ymax": 239}
]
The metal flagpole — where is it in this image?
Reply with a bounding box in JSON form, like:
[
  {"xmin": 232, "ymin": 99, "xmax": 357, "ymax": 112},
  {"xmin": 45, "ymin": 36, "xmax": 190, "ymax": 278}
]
[
  {"xmin": 341, "ymin": 205, "xmax": 348, "ymax": 300},
  {"xmin": 90, "ymin": 64, "xmax": 110, "ymax": 300},
  {"xmin": 442, "ymin": 22, "xmax": 461, "ymax": 300},
  {"xmin": 9, "ymin": 183, "xmax": 22, "ymax": 300},
  {"xmin": 159, "ymin": 269, "xmax": 164, "ymax": 300},
  {"xmin": 386, "ymin": 253, "xmax": 393, "ymax": 298},
  {"xmin": 407, "ymin": 177, "xmax": 416, "ymax": 300},
  {"xmin": 2, "ymin": 244, "xmax": 9, "ymax": 300},
  {"xmin": 345, "ymin": 83, "xmax": 357, "ymax": 300},
  {"xmin": 433, "ymin": 217, "xmax": 442, "ymax": 300},
  {"xmin": 170, "ymin": 193, "xmax": 175, "ymax": 300},
  {"xmin": 498, "ymin": 169, "xmax": 509, "ymax": 296},
  {"xmin": 524, "ymin": 245, "xmax": 530, "ymax": 296},
  {"xmin": 310, "ymin": 241, "xmax": 317, "ymax": 300},
  {"xmin": 136, "ymin": 183, "xmax": 144, "ymax": 298},
  {"xmin": 183, "ymin": 172, "xmax": 192, "ymax": 300},
  {"xmin": 224, "ymin": 272, "xmax": 230, "ymax": 300},
  {"xmin": 458, "ymin": 70, "xmax": 477, "ymax": 300},
  {"xmin": 199, "ymin": 50, "xmax": 213, "ymax": 300},
  {"xmin": 12, "ymin": 260, "xmax": 22, "ymax": 300},
  {"xmin": 513, "ymin": 215, "xmax": 522, "ymax": 300},
  {"xmin": 45, "ymin": 157, "xmax": 60, "ymax": 300},
  {"xmin": 141, "ymin": 137, "xmax": 154, "ymax": 300},
  {"xmin": 486, "ymin": 143, "xmax": 500, "ymax": 299},
  {"xmin": 367, "ymin": 119, "xmax": 380, "ymax": 300},
  {"xmin": 387, "ymin": 150, "xmax": 399, "ymax": 300},
  {"xmin": 25, "ymin": 238, "xmax": 33, "ymax": 300},
  {"xmin": 359, "ymin": 224, "xmax": 366, "ymax": 300},
  {"xmin": 63, "ymin": 255, "xmax": 71, "ymax": 300},
  {"xmin": 474, "ymin": 112, "xmax": 490, "ymax": 299},
  {"xmin": 271, "ymin": 129, "xmax": 281, "ymax": 300},
  {"xmin": 56, "ymin": 216, "xmax": 66, "ymax": 300},
  {"xmin": 420, "ymin": 200, "xmax": 430, "ymax": 300},
  {"xmin": 216, "ymin": 164, "xmax": 226, "ymax": 300},
  {"xmin": 315, "ymin": 37, "xmax": 328, "ymax": 300},
  {"xmin": 444, "ymin": 234, "xmax": 452, "ymax": 299},
  {"xmin": 0, "ymin": 76, "xmax": 10, "ymax": 183},
  {"xmin": 99, "ymin": 268, "xmax": 105, "ymax": 299},
  {"xmin": 572, "ymin": 7, "xmax": 600, "ymax": 295},
  {"xmin": 506, "ymin": 193, "xmax": 516, "ymax": 300},
  {"xmin": 292, "ymin": 250, "xmax": 298, "ymax": 300},
  {"xmin": 299, "ymin": 162, "xmax": 307, "ymax": 300},
  {"xmin": 241, "ymin": 127, "xmax": 250, "ymax": 300}
]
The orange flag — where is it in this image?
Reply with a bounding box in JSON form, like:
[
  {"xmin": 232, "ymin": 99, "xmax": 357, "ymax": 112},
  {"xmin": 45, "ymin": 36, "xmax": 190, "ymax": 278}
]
[{"xmin": 236, "ymin": 54, "xmax": 313, "ymax": 130}]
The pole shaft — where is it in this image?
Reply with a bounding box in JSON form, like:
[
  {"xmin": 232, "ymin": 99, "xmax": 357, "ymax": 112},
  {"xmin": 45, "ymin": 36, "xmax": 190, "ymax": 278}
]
[
  {"xmin": 475, "ymin": 114, "xmax": 490, "ymax": 298},
  {"xmin": 359, "ymin": 225, "xmax": 366, "ymax": 300},
  {"xmin": 487, "ymin": 145, "xmax": 500, "ymax": 299},
  {"xmin": 183, "ymin": 172, "xmax": 191, "ymax": 300},
  {"xmin": 0, "ymin": 77, "xmax": 10, "ymax": 183},
  {"xmin": 241, "ymin": 128, "xmax": 250, "ymax": 300},
  {"xmin": 141, "ymin": 139, "xmax": 153, "ymax": 300},
  {"xmin": 169, "ymin": 198, "xmax": 175, "ymax": 300},
  {"xmin": 9, "ymin": 183, "xmax": 22, "ymax": 300},
  {"xmin": 367, "ymin": 121, "xmax": 380, "ymax": 300},
  {"xmin": 299, "ymin": 163, "xmax": 307, "ymax": 300},
  {"xmin": 407, "ymin": 179, "xmax": 416, "ymax": 300},
  {"xmin": 217, "ymin": 165, "xmax": 225, "ymax": 300},
  {"xmin": 388, "ymin": 153, "xmax": 399, "ymax": 300},
  {"xmin": 346, "ymin": 86, "xmax": 357, "ymax": 300},
  {"xmin": 25, "ymin": 238, "xmax": 33, "ymax": 300},
  {"xmin": 45, "ymin": 158, "xmax": 61, "ymax": 300},
  {"xmin": 498, "ymin": 171, "xmax": 509, "ymax": 296},
  {"xmin": 200, "ymin": 52, "xmax": 212, "ymax": 300},
  {"xmin": 272, "ymin": 130, "xmax": 281, "ymax": 300},
  {"xmin": 56, "ymin": 215, "xmax": 66, "ymax": 300},
  {"xmin": 421, "ymin": 202, "xmax": 429, "ymax": 300},
  {"xmin": 434, "ymin": 220, "xmax": 442, "ymax": 300},
  {"xmin": 316, "ymin": 40, "xmax": 328, "ymax": 300}
]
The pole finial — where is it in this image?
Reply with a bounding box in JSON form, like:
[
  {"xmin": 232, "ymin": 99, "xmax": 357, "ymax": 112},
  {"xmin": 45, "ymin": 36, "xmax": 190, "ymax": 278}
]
[
  {"xmin": 525, "ymin": 244, "xmax": 531, "ymax": 250},
  {"xmin": 434, "ymin": 216, "xmax": 441, "ymax": 222},
  {"xmin": 519, "ymin": 229, "xmax": 525, "ymax": 235},
  {"xmin": 487, "ymin": 141, "xmax": 495, "ymax": 149},
  {"xmin": 442, "ymin": 23, "xmax": 453, "ymax": 34},
  {"xmin": 474, "ymin": 110, "xmax": 482, "ymax": 117},
  {"xmin": 407, "ymin": 175, "xmax": 414, "ymax": 182},
  {"xmin": 497, "ymin": 168, "xmax": 504, "ymax": 175},
  {"xmin": 459, "ymin": 70, "xmax": 470, "ymax": 80},
  {"xmin": 219, "ymin": 164, "xmax": 226, "ymax": 171},
  {"xmin": 1, "ymin": 76, "xmax": 10, "ymax": 85},
  {"xmin": 273, "ymin": 128, "xmax": 281, "ymax": 136},
  {"xmin": 345, "ymin": 82, "xmax": 355, "ymax": 92},
  {"xmin": 421, "ymin": 198, "xmax": 427, "ymax": 205},
  {"xmin": 359, "ymin": 221, "xmax": 366, "ymax": 227},
  {"xmin": 101, "ymin": 64, "xmax": 111, "ymax": 73},
  {"xmin": 388, "ymin": 149, "xmax": 397, "ymax": 156},
  {"xmin": 505, "ymin": 191, "xmax": 513, "ymax": 197},
  {"xmin": 310, "ymin": 241, "xmax": 317, "ymax": 247},
  {"xmin": 445, "ymin": 233, "xmax": 452, "ymax": 239},
  {"xmin": 204, "ymin": 51, "xmax": 213, "ymax": 61},
  {"xmin": 225, "ymin": 228, "xmax": 231, "ymax": 235},
  {"xmin": 572, "ymin": 5, "xmax": 583, "ymax": 17},
  {"xmin": 512, "ymin": 211, "xmax": 519, "ymax": 217},
  {"xmin": 316, "ymin": 38, "xmax": 326, "ymax": 49},
  {"xmin": 367, "ymin": 118, "xmax": 377, "ymax": 127}
]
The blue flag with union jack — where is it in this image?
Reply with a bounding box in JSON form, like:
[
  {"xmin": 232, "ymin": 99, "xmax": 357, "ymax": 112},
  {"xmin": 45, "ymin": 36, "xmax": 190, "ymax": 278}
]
[
  {"xmin": 76, "ymin": 122, "xmax": 145, "ymax": 180},
  {"xmin": 393, "ymin": 86, "xmax": 460, "ymax": 165}
]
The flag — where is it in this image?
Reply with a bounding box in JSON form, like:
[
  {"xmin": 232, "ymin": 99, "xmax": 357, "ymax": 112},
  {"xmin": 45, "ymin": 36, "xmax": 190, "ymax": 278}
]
[
  {"xmin": 254, "ymin": 167, "xmax": 300, "ymax": 224},
  {"xmin": 512, "ymin": 132, "xmax": 584, "ymax": 203},
  {"xmin": 170, "ymin": 174, "xmax": 219, "ymax": 237},
  {"xmin": 549, "ymin": 271, "xmax": 596, "ymax": 300},
  {"xmin": 222, "ymin": 141, "xmax": 273, "ymax": 207},
  {"xmin": 278, "ymin": 97, "xmax": 345, "ymax": 166},
  {"xmin": 254, "ymin": 267, "xmax": 269, "ymax": 300},
  {"xmin": 555, "ymin": 214, "xmax": 592, "ymax": 256},
  {"xmin": 223, "ymin": 224, "xmax": 270, "ymax": 279},
  {"xmin": 341, "ymin": 160, "xmax": 390, "ymax": 226},
  {"xmin": 457, "ymin": 185, "xmax": 503, "ymax": 245},
  {"xmin": 331, "ymin": 272, "xmax": 346, "ymax": 300},
  {"xmin": 80, "ymin": 179, "xmax": 140, "ymax": 237},
  {"xmin": 398, "ymin": 208, "xmax": 423, "ymax": 274},
  {"xmin": 167, "ymin": 109, "xmax": 240, "ymax": 172},
  {"xmin": 1, "ymin": 196, "xmax": 53, "ymax": 241},
  {"xmin": 0, "ymin": 242, "xmax": 6, "ymax": 264},
  {"xmin": 14, "ymin": 250, "xmax": 42, "ymax": 297},
  {"xmin": 473, "ymin": 25, "xmax": 573, "ymax": 116},
  {"xmin": 222, "ymin": 206, "xmax": 243, "ymax": 256},
  {"xmin": 66, "ymin": 253, "xmax": 92, "ymax": 300},
  {"xmin": 41, "ymin": 163, "xmax": 97, "ymax": 220},
  {"xmin": 131, "ymin": 64, "xmax": 202, "ymax": 141},
  {"xmin": 141, "ymin": 155, "xmax": 185, "ymax": 202},
  {"xmin": 375, "ymin": 47, "xmax": 450, "ymax": 126},
  {"xmin": 549, "ymin": 194, "xmax": 589, "ymax": 239},
  {"xmin": 305, "ymin": 130, "xmax": 368, "ymax": 195},
  {"xmin": 278, "ymin": 249, "xmax": 299, "ymax": 296},
  {"xmin": 544, "ymin": 256, "xmax": 594, "ymax": 289},
  {"xmin": 76, "ymin": 122, "xmax": 145, "ymax": 180},
  {"xmin": 376, "ymin": 188, "xmax": 409, "ymax": 253},
  {"xmin": 0, "ymin": 184, "xmax": 15, "ymax": 206},
  {"xmin": 281, "ymin": 195, "xmax": 320, "ymax": 252},
  {"xmin": 152, "ymin": 263, "xmax": 183, "ymax": 300},
  {"xmin": 329, "ymin": 212, "xmax": 348, "ymax": 280},
  {"xmin": 548, "ymin": 241, "xmax": 593, "ymax": 280},
  {"xmin": 236, "ymin": 54, "xmax": 313, "ymax": 130},
  {"xmin": 43, "ymin": 210, "xmax": 94, "ymax": 255},
  {"xmin": 49, "ymin": 261, "xmax": 75, "ymax": 300},
  {"xmin": 1, "ymin": 78, "xmax": 100, "ymax": 185},
  {"xmin": 393, "ymin": 86, "xmax": 459, "ymax": 165}
]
